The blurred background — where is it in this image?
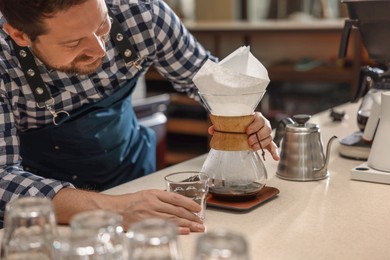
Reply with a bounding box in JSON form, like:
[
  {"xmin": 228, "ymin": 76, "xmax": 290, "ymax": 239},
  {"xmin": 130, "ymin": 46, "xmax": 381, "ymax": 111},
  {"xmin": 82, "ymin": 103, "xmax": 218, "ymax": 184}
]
[{"xmin": 134, "ymin": 0, "xmax": 371, "ymax": 169}]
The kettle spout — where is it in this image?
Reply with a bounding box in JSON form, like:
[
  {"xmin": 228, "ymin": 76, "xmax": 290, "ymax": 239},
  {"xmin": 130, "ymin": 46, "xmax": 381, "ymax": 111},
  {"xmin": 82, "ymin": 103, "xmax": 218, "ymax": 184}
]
[{"xmin": 316, "ymin": 135, "xmax": 338, "ymax": 173}]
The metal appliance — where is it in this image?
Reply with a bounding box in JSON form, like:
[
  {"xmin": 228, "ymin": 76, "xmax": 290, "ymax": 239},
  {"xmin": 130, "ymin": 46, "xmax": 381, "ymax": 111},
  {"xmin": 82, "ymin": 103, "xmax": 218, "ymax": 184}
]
[
  {"xmin": 338, "ymin": 0, "xmax": 390, "ymax": 161},
  {"xmin": 338, "ymin": 0, "xmax": 390, "ymax": 184}
]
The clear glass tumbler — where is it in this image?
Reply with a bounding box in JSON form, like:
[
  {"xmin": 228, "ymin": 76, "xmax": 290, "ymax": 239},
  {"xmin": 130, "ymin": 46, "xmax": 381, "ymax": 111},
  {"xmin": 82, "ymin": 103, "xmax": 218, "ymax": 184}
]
[
  {"xmin": 0, "ymin": 197, "xmax": 59, "ymax": 260},
  {"xmin": 53, "ymin": 229, "xmax": 117, "ymax": 259},
  {"xmin": 164, "ymin": 171, "xmax": 209, "ymax": 221},
  {"xmin": 67, "ymin": 209, "xmax": 127, "ymax": 259},
  {"xmin": 126, "ymin": 218, "xmax": 183, "ymax": 260},
  {"xmin": 193, "ymin": 229, "xmax": 249, "ymax": 260}
]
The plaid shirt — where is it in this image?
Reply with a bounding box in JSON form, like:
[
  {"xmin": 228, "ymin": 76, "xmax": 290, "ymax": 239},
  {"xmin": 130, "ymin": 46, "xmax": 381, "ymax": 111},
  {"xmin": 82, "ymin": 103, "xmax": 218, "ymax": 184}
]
[{"xmin": 0, "ymin": 0, "xmax": 214, "ymax": 226}]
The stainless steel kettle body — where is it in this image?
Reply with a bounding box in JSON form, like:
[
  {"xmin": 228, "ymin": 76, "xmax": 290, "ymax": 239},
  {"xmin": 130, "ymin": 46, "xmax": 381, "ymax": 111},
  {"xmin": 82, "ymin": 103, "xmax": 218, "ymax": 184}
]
[{"xmin": 274, "ymin": 115, "xmax": 337, "ymax": 181}]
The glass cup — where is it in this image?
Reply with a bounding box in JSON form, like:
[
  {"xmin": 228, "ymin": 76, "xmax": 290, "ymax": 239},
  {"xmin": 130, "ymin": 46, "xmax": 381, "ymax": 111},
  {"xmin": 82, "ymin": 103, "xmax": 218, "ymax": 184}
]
[
  {"xmin": 193, "ymin": 229, "xmax": 249, "ymax": 260},
  {"xmin": 53, "ymin": 229, "xmax": 117, "ymax": 259},
  {"xmin": 126, "ymin": 218, "xmax": 183, "ymax": 260},
  {"xmin": 0, "ymin": 197, "xmax": 59, "ymax": 260},
  {"xmin": 164, "ymin": 171, "xmax": 209, "ymax": 221},
  {"xmin": 67, "ymin": 210, "xmax": 127, "ymax": 259}
]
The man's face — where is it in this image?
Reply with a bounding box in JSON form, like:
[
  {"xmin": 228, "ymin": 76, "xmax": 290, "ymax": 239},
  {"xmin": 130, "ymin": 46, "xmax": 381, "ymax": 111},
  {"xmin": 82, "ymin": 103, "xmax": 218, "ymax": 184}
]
[{"xmin": 31, "ymin": 0, "xmax": 111, "ymax": 75}]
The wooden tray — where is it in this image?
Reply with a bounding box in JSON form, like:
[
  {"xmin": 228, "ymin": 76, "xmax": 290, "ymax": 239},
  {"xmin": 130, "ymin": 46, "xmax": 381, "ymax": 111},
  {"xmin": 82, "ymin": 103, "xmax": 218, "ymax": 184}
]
[{"xmin": 206, "ymin": 186, "xmax": 280, "ymax": 211}]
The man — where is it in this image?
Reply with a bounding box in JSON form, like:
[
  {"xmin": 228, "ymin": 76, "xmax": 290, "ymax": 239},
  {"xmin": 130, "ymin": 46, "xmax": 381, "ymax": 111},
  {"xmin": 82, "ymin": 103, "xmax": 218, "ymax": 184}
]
[{"xmin": 0, "ymin": 0, "xmax": 279, "ymax": 233}]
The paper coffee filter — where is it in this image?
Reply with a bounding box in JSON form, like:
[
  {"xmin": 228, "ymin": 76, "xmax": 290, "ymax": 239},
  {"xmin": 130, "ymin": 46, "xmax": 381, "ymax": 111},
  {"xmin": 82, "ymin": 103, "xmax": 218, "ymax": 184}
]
[
  {"xmin": 193, "ymin": 46, "xmax": 270, "ymax": 116},
  {"xmin": 219, "ymin": 46, "xmax": 268, "ymax": 81}
]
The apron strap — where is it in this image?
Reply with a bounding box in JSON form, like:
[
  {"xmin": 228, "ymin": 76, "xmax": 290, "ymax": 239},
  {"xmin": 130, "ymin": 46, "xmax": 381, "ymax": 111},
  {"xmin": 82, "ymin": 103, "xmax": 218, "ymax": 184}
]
[
  {"xmin": 9, "ymin": 5, "xmax": 141, "ymax": 123},
  {"xmin": 107, "ymin": 8, "xmax": 143, "ymax": 70},
  {"xmin": 11, "ymin": 43, "xmax": 52, "ymax": 105}
]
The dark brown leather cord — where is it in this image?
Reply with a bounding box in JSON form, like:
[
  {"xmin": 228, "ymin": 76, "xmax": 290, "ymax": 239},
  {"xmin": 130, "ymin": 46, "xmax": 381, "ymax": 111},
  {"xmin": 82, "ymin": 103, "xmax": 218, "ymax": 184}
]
[{"xmin": 214, "ymin": 129, "xmax": 266, "ymax": 160}]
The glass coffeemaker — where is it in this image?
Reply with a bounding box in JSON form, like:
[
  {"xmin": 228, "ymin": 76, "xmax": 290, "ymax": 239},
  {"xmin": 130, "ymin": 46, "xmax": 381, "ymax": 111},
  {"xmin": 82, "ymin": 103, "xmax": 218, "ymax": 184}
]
[
  {"xmin": 193, "ymin": 46, "xmax": 270, "ymax": 201},
  {"xmin": 199, "ymin": 92, "xmax": 268, "ymax": 201}
]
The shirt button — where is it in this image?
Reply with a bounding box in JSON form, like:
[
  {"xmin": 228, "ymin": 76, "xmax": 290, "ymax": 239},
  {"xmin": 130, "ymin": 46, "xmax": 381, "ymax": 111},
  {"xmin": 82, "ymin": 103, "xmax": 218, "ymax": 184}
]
[
  {"xmin": 54, "ymin": 146, "xmax": 60, "ymax": 150},
  {"xmin": 72, "ymin": 175, "xmax": 78, "ymax": 180}
]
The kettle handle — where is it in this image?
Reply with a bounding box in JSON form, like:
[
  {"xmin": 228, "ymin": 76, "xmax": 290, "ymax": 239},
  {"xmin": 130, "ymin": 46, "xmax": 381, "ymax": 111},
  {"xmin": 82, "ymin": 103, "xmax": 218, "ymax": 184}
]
[{"xmin": 273, "ymin": 117, "xmax": 295, "ymax": 147}]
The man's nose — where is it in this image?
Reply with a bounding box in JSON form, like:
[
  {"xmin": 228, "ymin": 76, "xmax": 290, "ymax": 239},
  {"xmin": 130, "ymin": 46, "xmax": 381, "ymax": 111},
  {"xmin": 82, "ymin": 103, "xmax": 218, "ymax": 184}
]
[{"xmin": 83, "ymin": 33, "xmax": 106, "ymax": 57}]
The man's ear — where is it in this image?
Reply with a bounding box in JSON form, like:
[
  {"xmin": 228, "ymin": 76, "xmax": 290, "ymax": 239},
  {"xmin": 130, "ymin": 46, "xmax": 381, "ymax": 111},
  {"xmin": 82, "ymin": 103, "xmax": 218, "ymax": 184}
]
[{"xmin": 3, "ymin": 23, "xmax": 32, "ymax": 47}]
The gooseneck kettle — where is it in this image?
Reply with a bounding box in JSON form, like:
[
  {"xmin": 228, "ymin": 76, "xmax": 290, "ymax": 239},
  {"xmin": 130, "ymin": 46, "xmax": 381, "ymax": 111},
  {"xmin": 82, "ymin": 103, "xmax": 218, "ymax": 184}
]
[{"xmin": 274, "ymin": 114, "xmax": 337, "ymax": 181}]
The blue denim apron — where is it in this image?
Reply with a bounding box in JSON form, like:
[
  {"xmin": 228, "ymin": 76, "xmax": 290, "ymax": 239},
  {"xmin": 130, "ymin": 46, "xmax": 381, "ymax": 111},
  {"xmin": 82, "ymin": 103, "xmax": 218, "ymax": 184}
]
[
  {"xmin": 18, "ymin": 78, "xmax": 156, "ymax": 191},
  {"xmin": 13, "ymin": 8, "xmax": 156, "ymax": 191}
]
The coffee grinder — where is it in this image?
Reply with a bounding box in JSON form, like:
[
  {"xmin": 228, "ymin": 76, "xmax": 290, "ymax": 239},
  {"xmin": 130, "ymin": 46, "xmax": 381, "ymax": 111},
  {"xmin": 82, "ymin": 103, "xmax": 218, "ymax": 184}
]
[
  {"xmin": 338, "ymin": 0, "xmax": 390, "ymax": 161},
  {"xmin": 338, "ymin": 0, "xmax": 390, "ymax": 184}
]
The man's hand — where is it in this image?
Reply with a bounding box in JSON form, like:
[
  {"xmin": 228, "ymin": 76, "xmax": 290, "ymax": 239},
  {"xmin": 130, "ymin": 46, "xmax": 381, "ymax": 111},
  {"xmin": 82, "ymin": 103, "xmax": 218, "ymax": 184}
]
[
  {"xmin": 114, "ymin": 189, "xmax": 205, "ymax": 235},
  {"xmin": 53, "ymin": 188, "xmax": 205, "ymax": 235},
  {"xmin": 246, "ymin": 112, "xmax": 279, "ymax": 161},
  {"xmin": 208, "ymin": 112, "xmax": 279, "ymax": 161}
]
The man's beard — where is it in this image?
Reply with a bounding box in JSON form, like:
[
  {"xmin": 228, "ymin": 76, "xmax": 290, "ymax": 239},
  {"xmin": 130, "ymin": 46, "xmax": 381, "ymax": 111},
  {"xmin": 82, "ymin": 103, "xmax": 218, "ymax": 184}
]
[
  {"xmin": 31, "ymin": 45, "xmax": 105, "ymax": 75},
  {"xmin": 58, "ymin": 54, "xmax": 105, "ymax": 75}
]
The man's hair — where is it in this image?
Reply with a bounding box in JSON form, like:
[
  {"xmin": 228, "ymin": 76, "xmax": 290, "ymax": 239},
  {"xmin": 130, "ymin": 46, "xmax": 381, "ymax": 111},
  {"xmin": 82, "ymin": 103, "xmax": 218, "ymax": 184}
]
[{"xmin": 0, "ymin": 0, "xmax": 89, "ymax": 41}]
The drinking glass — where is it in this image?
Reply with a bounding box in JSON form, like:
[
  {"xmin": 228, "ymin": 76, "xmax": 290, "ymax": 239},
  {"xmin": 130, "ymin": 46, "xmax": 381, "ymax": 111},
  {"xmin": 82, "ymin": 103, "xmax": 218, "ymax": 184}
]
[
  {"xmin": 0, "ymin": 197, "xmax": 59, "ymax": 260},
  {"xmin": 164, "ymin": 171, "xmax": 209, "ymax": 221},
  {"xmin": 53, "ymin": 229, "xmax": 116, "ymax": 259},
  {"xmin": 67, "ymin": 210, "xmax": 127, "ymax": 259},
  {"xmin": 126, "ymin": 218, "xmax": 183, "ymax": 260},
  {"xmin": 193, "ymin": 229, "xmax": 249, "ymax": 260}
]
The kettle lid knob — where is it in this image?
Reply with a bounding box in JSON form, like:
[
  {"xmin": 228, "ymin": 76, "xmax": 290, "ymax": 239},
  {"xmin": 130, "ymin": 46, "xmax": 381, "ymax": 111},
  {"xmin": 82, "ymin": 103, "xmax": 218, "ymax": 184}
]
[{"xmin": 292, "ymin": 114, "xmax": 311, "ymax": 126}]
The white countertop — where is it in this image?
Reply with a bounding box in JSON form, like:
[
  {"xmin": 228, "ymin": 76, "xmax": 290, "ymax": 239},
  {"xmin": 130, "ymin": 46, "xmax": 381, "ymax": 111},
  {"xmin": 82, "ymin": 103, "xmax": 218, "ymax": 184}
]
[
  {"xmin": 105, "ymin": 101, "xmax": 390, "ymax": 260},
  {"xmin": 2, "ymin": 102, "xmax": 389, "ymax": 259}
]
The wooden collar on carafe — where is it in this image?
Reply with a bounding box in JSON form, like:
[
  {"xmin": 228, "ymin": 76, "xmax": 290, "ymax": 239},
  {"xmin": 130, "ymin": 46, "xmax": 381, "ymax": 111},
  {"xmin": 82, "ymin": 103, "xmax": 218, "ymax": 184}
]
[{"xmin": 210, "ymin": 114, "xmax": 254, "ymax": 151}]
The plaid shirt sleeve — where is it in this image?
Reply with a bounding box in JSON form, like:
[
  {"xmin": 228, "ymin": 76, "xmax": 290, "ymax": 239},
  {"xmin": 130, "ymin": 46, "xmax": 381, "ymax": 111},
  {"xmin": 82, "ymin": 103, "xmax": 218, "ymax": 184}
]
[
  {"xmin": 149, "ymin": 0, "xmax": 218, "ymax": 97},
  {"xmin": 0, "ymin": 96, "xmax": 74, "ymax": 228}
]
